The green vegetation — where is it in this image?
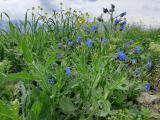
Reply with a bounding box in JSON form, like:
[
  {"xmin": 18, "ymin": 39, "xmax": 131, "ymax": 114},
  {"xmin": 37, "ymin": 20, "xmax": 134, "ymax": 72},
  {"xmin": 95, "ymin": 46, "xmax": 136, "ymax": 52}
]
[{"xmin": 0, "ymin": 5, "xmax": 160, "ymax": 120}]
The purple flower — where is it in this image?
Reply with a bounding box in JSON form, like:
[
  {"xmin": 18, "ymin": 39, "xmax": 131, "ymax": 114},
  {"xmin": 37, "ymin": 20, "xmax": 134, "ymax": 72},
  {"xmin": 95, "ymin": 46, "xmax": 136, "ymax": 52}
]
[
  {"xmin": 145, "ymin": 83, "xmax": 151, "ymax": 92},
  {"xmin": 85, "ymin": 39, "xmax": 93, "ymax": 47},
  {"xmin": 135, "ymin": 46, "xmax": 141, "ymax": 54},
  {"xmin": 65, "ymin": 67, "xmax": 71, "ymax": 77},
  {"xmin": 117, "ymin": 50, "xmax": 126, "ymax": 60},
  {"xmin": 48, "ymin": 79, "xmax": 55, "ymax": 85}
]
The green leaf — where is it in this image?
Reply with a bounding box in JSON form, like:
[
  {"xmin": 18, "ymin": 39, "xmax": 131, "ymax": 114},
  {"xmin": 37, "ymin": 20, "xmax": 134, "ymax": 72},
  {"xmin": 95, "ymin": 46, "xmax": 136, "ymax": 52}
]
[
  {"xmin": 97, "ymin": 100, "xmax": 111, "ymax": 117},
  {"xmin": 59, "ymin": 97, "xmax": 75, "ymax": 113},
  {"xmin": 30, "ymin": 101, "xmax": 43, "ymax": 120},
  {"xmin": 0, "ymin": 100, "xmax": 19, "ymax": 120},
  {"xmin": 62, "ymin": 80, "xmax": 80, "ymax": 95},
  {"xmin": 21, "ymin": 39, "xmax": 33, "ymax": 63},
  {"xmin": 7, "ymin": 72, "xmax": 38, "ymax": 81}
]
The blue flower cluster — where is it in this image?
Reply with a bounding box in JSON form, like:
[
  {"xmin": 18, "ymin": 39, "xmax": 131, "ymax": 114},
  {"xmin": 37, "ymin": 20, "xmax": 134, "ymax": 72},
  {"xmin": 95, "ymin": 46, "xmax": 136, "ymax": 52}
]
[
  {"xmin": 112, "ymin": 12, "xmax": 127, "ymax": 31},
  {"xmin": 116, "ymin": 39, "xmax": 154, "ymax": 91},
  {"xmin": 114, "ymin": 19, "xmax": 121, "ymax": 26},
  {"xmin": 85, "ymin": 39, "xmax": 93, "ymax": 47},
  {"xmin": 49, "ymin": 34, "xmax": 109, "ymax": 85},
  {"xmin": 116, "ymin": 40, "xmax": 142, "ymax": 62},
  {"xmin": 117, "ymin": 50, "xmax": 126, "ymax": 61},
  {"xmin": 120, "ymin": 21, "xmax": 127, "ymax": 31}
]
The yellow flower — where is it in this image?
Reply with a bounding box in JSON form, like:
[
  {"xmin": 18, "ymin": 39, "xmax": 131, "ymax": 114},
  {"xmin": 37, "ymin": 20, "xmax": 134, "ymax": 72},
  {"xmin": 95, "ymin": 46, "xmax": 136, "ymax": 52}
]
[{"xmin": 77, "ymin": 17, "xmax": 86, "ymax": 24}]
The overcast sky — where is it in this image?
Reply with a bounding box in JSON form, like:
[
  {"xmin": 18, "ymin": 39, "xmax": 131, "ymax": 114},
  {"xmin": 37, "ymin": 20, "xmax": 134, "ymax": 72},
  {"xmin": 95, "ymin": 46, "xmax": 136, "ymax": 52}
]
[{"xmin": 0, "ymin": 0, "xmax": 160, "ymax": 27}]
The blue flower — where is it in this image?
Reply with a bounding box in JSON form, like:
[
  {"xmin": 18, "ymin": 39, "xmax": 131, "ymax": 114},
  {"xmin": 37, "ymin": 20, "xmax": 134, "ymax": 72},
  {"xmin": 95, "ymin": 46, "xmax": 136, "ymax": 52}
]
[
  {"xmin": 120, "ymin": 21, "xmax": 127, "ymax": 31},
  {"xmin": 100, "ymin": 37, "xmax": 108, "ymax": 43},
  {"xmin": 117, "ymin": 50, "xmax": 126, "ymax": 60},
  {"xmin": 135, "ymin": 46, "xmax": 141, "ymax": 54},
  {"xmin": 121, "ymin": 21, "xmax": 127, "ymax": 26},
  {"xmin": 85, "ymin": 39, "xmax": 93, "ymax": 47},
  {"xmin": 120, "ymin": 24, "xmax": 126, "ymax": 31},
  {"xmin": 145, "ymin": 83, "xmax": 151, "ymax": 92},
  {"xmin": 48, "ymin": 79, "xmax": 55, "ymax": 85},
  {"xmin": 76, "ymin": 36, "xmax": 81, "ymax": 43},
  {"xmin": 91, "ymin": 25, "xmax": 97, "ymax": 32},
  {"xmin": 114, "ymin": 19, "xmax": 121, "ymax": 25},
  {"xmin": 65, "ymin": 67, "xmax": 71, "ymax": 77},
  {"xmin": 131, "ymin": 59, "xmax": 137, "ymax": 64},
  {"xmin": 67, "ymin": 39, "xmax": 74, "ymax": 46}
]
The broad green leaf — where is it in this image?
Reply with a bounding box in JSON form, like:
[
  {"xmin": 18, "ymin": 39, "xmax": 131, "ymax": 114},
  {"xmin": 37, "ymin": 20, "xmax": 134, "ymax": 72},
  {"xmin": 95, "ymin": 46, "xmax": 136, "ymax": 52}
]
[
  {"xmin": 59, "ymin": 97, "xmax": 75, "ymax": 113},
  {"xmin": 97, "ymin": 100, "xmax": 111, "ymax": 117},
  {"xmin": 21, "ymin": 39, "xmax": 33, "ymax": 63}
]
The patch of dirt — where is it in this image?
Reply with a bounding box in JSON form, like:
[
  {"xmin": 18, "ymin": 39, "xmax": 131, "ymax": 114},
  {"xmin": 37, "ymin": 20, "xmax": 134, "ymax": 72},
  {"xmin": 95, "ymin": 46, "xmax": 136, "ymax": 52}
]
[{"xmin": 137, "ymin": 92, "xmax": 160, "ymax": 119}]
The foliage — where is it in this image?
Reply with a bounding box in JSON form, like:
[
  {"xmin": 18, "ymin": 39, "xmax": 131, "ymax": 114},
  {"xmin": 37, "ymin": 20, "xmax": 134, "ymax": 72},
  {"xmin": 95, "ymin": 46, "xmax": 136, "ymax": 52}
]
[{"xmin": 0, "ymin": 4, "xmax": 160, "ymax": 120}]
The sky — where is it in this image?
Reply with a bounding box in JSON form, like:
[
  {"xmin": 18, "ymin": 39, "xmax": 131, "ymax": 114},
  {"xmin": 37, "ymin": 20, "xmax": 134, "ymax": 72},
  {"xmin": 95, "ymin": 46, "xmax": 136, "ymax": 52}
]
[{"xmin": 0, "ymin": 0, "xmax": 160, "ymax": 28}]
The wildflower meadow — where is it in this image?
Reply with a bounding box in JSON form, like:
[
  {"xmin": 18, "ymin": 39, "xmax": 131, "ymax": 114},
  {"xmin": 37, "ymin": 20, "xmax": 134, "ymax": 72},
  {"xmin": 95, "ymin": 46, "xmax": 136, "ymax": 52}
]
[{"xmin": 0, "ymin": 3, "xmax": 160, "ymax": 120}]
